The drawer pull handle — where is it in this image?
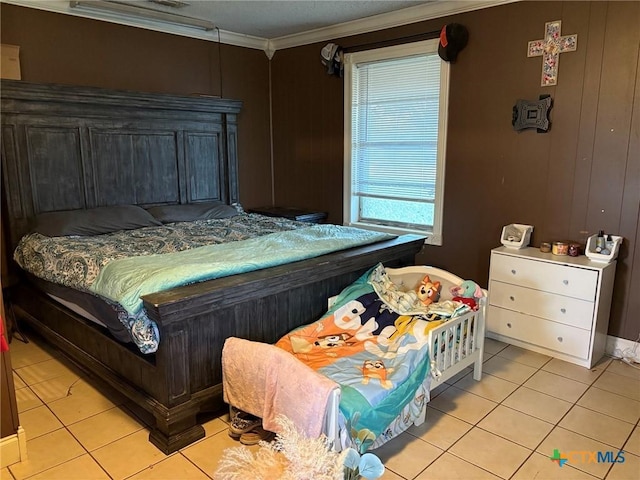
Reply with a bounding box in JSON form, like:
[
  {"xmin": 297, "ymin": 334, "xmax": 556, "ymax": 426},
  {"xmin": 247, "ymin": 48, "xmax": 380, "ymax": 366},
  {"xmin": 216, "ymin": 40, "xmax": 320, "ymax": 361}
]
[
  {"xmin": 563, "ymin": 279, "xmax": 569, "ymax": 285},
  {"xmin": 509, "ymin": 296, "xmax": 515, "ymax": 301},
  {"xmin": 511, "ymin": 269, "xmax": 516, "ymax": 275},
  {"xmin": 560, "ymin": 308, "xmax": 566, "ymax": 314},
  {"xmin": 507, "ymin": 323, "xmax": 512, "ymax": 328},
  {"xmin": 557, "ymin": 336, "xmax": 563, "ymax": 343}
]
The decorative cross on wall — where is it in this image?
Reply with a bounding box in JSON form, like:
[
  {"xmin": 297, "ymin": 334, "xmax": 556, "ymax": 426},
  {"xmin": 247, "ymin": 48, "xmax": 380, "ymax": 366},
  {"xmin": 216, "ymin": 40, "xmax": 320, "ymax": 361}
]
[{"xmin": 528, "ymin": 20, "xmax": 577, "ymax": 87}]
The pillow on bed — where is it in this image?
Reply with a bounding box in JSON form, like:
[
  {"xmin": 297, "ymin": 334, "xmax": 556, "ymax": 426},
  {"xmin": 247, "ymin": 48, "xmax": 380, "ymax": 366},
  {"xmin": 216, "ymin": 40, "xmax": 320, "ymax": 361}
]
[
  {"xmin": 146, "ymin": 202, "xmax": 239, "ymax": 223},
  {"xmin": 32, "ymin": 205, "xmax": 162, "ymax": 237}
]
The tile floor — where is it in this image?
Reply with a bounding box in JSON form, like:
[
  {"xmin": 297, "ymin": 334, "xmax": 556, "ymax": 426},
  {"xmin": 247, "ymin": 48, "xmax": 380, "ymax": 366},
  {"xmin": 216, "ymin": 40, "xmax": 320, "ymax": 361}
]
[{"xmin": 2, "ymin": 334, "xmax": 639, "ymax": 480}]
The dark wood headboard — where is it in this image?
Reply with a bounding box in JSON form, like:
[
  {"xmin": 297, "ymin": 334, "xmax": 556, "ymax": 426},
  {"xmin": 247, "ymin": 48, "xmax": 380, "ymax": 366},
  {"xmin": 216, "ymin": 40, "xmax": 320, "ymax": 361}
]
[{"xmin": 1, "ymin": 80, "xmax": 242, "ymax": 251}]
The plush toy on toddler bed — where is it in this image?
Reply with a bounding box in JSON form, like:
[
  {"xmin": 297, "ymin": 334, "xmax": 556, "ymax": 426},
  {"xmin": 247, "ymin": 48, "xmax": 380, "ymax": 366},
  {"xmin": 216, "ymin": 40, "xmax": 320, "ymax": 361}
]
[
  {"xmin": 416, "ymin": 275, "xmax": 441, "ymax": 306},
  {"xmin": 450, "ymin": 280, "xmax": 483, "ymax": 311}
]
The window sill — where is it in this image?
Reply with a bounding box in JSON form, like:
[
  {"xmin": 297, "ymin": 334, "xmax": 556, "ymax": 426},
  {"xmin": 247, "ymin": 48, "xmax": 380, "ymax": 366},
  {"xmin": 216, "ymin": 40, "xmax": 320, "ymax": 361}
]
[{"xmin": 345, "ymin": 222, "xmax": 442, "ymax": 246}]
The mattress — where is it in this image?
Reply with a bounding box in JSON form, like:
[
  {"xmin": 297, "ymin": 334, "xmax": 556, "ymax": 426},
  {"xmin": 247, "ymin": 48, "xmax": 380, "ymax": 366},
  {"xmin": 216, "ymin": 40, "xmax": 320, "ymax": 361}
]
[
  {"xmin": 15, "ymin": 214, "xmax": 395, "ymax": 354},
  {"xmin": 28, "ymin": 275, "xmax": 132, "ymax": 344}
]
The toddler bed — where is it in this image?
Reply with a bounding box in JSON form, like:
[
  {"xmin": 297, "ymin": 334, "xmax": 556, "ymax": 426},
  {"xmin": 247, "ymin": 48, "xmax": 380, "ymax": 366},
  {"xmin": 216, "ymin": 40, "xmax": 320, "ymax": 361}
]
[{"xmin": 222, "ymin": 263, "xmax": 486, "ymax": 452}]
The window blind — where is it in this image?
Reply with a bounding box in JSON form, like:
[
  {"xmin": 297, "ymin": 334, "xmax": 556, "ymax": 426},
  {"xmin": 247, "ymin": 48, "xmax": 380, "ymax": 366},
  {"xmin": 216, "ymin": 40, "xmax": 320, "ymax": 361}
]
[{"xmin": 351, "ymin": 54, "xmax": 441, "ymax": 203}]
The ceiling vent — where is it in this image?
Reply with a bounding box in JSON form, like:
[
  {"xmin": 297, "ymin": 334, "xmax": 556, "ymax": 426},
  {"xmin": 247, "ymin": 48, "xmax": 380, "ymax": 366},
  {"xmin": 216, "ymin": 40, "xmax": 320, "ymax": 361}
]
[
  {"xmin": 69, "ymin": 1, "xmax": 214, "ymax": 31},
  {"xmin": 148, "ymin": 0, "xmax": 189, "ymax": 8}
]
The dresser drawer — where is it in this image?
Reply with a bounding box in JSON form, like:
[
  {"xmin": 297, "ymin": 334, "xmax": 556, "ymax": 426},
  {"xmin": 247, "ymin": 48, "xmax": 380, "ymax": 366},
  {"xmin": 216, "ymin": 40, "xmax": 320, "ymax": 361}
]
[
  {"xmin": 487, "ymin": 306, "xmax": 591, "ymax": 359},
  {"xmin": 490, "ymin": 253, "xmax": 598, "ymax": 301},
  {"xmin": 489, "ymin": 280, "xmax": 595, "ymax": 330}
]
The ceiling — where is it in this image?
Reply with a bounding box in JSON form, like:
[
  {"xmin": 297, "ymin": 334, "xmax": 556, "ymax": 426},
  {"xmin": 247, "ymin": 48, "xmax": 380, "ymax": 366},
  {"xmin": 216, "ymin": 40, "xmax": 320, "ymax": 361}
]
[
  {"xmin": 149, "ymin": 0, "xmax": 431, "ymax": 39},
  {"xmin": 4, "ymin": 0, "xmax": 515, "ymax": 53}
]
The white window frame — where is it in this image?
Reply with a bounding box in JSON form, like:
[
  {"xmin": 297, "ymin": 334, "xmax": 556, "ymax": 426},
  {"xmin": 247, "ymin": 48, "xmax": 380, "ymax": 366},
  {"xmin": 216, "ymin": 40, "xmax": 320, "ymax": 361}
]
[{"xmin": 343, "ymin": 39, "xmax": 449, "ymax": 246}]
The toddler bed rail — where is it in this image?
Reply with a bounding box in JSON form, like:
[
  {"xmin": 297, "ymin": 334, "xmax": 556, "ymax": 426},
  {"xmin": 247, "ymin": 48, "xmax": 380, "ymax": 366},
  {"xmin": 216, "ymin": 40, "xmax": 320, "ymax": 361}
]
[{"xmin": 429, "ymin": 294, "xmax": 486, "ymax": 383}]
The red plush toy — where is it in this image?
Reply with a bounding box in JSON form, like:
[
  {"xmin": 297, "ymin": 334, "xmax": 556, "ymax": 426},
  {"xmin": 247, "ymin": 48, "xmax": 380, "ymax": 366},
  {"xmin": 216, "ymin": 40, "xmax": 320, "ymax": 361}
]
[{"xmin": 450, "ymin": 280, "xmax": 483, "ymax": 311}]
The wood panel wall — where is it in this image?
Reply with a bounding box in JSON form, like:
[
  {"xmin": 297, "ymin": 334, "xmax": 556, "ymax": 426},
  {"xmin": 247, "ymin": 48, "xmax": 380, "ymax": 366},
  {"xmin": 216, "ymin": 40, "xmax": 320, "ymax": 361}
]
[
  {"xmin": 270, "ymin": 1, "xmax": 640, "ymax": 342},
  {"xmin": 1, "ymin": 2, "xmax": 638, "ymax": 342},
  {"xmin": 0, "ymin": 4, "xmax": 272, "ymax": 210}
]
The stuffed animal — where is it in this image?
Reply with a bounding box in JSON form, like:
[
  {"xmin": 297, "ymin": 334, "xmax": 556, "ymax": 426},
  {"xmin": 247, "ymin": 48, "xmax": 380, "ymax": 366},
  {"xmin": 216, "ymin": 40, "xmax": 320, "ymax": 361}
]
[
  {"xmin": 450, "ymin": 280, "xmax": 483, "ymax": 311},
  {"xmin": 359, "ymin": 359, "xmax": 394, "ymax": 389},
  {"xmin": 416, "ymin": 275, "xmax": 441, "ymax": 306}
]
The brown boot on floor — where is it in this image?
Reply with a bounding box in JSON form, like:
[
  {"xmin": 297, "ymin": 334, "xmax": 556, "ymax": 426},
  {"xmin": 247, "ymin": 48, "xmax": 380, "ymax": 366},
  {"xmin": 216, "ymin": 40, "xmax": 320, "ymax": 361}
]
[
  {"xmin": 239, "ymin": 425, "xmax": 275, "ymax": 445},
  {"xmin": 228, "ymin": 410, "xmax": 262, "ymax": 439}
]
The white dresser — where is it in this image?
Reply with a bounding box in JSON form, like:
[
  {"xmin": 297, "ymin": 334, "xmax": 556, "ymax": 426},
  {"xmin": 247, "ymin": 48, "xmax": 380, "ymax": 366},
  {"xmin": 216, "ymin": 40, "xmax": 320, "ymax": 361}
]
[{"xmin": 486, "ymin": 246, "xmax": 616, "ymax": 368}]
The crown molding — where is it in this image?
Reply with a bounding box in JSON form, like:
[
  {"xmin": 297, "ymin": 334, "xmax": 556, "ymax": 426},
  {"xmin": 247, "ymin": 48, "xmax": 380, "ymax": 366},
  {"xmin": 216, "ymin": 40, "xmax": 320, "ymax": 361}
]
[
  {"xmin": 269, "ymin": 0, "xmax": 519, "ymax": 51},
  {"xmin": 3, "ymin": 0, "xmax": 517, "ymax": 56},
  {"xmin": 2, "ymin": 0, "xmax": 268, "ymax": 51}
]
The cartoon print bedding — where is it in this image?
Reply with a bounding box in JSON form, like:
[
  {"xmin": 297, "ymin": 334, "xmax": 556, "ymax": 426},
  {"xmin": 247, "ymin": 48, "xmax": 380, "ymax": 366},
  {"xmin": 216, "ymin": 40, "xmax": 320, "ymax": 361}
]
[{"xmin": 275, "ymin": 263, "xmax": 474, "ymax": 452}]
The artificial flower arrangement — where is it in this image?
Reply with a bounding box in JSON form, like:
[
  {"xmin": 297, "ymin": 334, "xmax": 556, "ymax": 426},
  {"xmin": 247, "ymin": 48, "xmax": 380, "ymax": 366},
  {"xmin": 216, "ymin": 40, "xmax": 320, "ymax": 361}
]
[
  {"xmin": 215, "ymin": 415, "xmax": 384, "ymax": 480},
  {"xmin": 342, "ymin": 448, "xmax": 385, "ymax": 480}
]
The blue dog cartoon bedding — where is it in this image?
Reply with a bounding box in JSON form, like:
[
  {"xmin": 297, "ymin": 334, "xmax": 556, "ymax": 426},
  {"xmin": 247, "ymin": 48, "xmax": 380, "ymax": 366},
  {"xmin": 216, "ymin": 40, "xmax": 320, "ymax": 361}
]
[{"xmin": 275, "ymin": 263, "xmax": 474, "ymax": 451}]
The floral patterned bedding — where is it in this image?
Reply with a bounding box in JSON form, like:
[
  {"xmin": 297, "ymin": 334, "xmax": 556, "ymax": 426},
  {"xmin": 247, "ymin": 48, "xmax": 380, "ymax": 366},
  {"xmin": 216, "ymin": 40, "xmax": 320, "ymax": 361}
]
[
  {"xmin": 13, "ymin": 214, "xmax": 309, "ymax": 353},
  {"xmin": 14, "ymin": 214, "xmax": 306, "ymax": 291},
  {"xmin": 14, "ymin": 213, "xmax": 395, "ymax": 355}
]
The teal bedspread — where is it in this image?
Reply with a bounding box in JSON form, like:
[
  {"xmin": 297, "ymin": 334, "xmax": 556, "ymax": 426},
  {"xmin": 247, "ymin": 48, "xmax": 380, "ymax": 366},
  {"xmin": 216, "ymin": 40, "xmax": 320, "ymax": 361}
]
[
  {"xmin": 15, "ymin": 216, "xmax": 394, "ymax": 354},
  {"xmin": 90, "ymin": 225, "xmax": 394, "ymax": 319}
]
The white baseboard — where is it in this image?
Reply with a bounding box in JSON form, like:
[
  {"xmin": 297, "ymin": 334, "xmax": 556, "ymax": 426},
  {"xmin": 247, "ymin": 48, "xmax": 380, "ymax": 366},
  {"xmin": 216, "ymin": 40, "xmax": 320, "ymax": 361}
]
[
  {"xmin": 606, "ymin": 335, "xmax": 640, "ymax": 363},
  {"xmin": 0, "ymin": 426, "xmax": 27, "ymax": 468}
]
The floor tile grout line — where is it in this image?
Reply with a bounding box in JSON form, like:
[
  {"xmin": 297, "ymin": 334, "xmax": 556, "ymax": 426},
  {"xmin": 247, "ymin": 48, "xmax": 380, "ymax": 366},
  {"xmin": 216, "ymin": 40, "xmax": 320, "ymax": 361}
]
[
  {"xmin": 535, "ymin": 425, "xmax": 623, "ymax": 480},
  {"xmin": 609, "ymin": 417, "xmax": 640, "ymax": 480},
  {"xmin": 592, "ymin": 369, "xmax": 640, "ymax": 402},
  {"xmin": 483, "ymin": 361, "xmax": 542, "ymax": 387},
  {"xmin": 440, "ymin": 351, "xmax": 632, "ymax": 479},
  {"xmin": 554, "ymin": 360, "xmax": 640, "ymax": 429},
  {"xmin": 568, "ymin": 397, "xmax": 639, "ymax": 427},
  {"xmin": 13, "ymin": 368, "xmax": 85, "ymax": 393},
  {"xmin": 7, "ymin": 433, "xmax": 87, "ymax": 480},
  {"xmin": 501, "ymin": 357, "xmax": 606, "ymax": 480},
  {"xmin": 183, "ymin": 451, "xmax": 216, "ymax": 480},
  {"xmin": 424, "ymin": 449, "xmax": 504, "ymax": 480},
  {"xmin": 471, "ymin": 357, "xmax": 547, "ymax": 480},
  {"xmin": 494, "ymin": 352, "xmax": 554, "ymax": 371},
  {"xmin": 423, "ymin": 353, "xmax": 548, "ymax": 480},
  {"xmin": 539, "ymin": 361, "xmax": 610, "ymax": 386},
  {"xmin": 508, "ymin": 451, "xmax": 602, "ymax": 480},
  {"xmin": 9, "ymin": 336, "xmax": 638, "ymax": 480},
  {"xmin": 13, "ymin": 347, "xmax": 150, "ymax": 480},
  {"xmin": 519, "ymin": 369, "xmax": 595, "ymax": 405},
  {"xmin": 19, "ymin": 402, "xmax": 116, "ymax": 480},
  {"xmin": 12, "ymin": 338, "xmax": 225, "ymax": 480}
]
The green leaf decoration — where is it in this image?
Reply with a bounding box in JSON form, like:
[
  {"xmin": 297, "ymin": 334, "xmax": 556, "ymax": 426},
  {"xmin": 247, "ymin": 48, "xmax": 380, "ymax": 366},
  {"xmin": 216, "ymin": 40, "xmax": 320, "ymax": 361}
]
[
  {"xmin": 356, "ymin": 429, "xmax": 376, "ymax": 442},
  {"xmin": 354, "ymin": 429, "xmax": 376, "ymax": 454}
]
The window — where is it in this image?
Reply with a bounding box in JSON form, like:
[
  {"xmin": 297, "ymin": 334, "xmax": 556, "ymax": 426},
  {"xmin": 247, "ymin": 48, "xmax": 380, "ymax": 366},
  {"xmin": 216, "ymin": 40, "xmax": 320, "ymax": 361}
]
[{"xmin": 344, "ymin": 40, "xmax": 449, "ymax": 245}]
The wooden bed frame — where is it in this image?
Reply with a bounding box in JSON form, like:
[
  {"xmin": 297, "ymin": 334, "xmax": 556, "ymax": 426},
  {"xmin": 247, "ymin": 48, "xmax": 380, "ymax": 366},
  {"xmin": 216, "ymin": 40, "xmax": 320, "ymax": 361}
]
[{"xmin": 0, "ymin": 80, "xmax": 424, "ymax": 453}]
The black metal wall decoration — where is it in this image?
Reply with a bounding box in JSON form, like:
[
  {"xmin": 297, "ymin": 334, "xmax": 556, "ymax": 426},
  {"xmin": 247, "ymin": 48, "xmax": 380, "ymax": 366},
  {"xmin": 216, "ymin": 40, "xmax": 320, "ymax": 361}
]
[{"xmin": 512, "ymin": 95, "xmax": 553, "ymax": 133}]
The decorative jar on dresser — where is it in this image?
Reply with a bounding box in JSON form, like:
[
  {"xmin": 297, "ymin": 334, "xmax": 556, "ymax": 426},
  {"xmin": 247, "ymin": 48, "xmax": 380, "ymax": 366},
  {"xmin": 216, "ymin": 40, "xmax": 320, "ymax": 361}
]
[{"xmin": 486, "ymin": 246, "xmax": 616, "ymax": 368}]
